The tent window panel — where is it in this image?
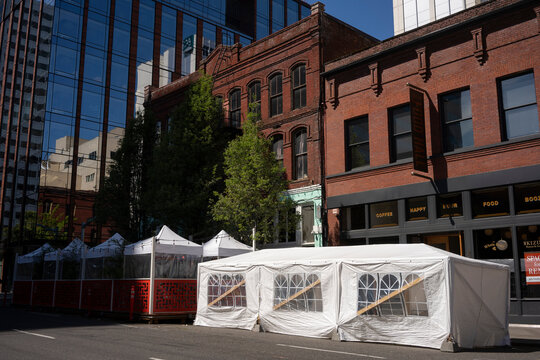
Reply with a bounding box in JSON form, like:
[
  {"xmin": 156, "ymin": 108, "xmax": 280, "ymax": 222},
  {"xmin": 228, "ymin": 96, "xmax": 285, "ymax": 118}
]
[
  {"xmin": 357, "ymin": 273, "xmax": 378, "ymax": 315},
  {"xmin": 273, "ymin": 273, "xmax": 322, "ymax": 312},
  {"xmin": 207, "ymin": 273, "xmax": 247, "ymax": 309},
  {"xmin": 378, "ymin": 274, "xmax": 404, "ymax": 316},
  {"xmin": 402, "ymin": 274, "xmax": 429, "ymax": 316}
]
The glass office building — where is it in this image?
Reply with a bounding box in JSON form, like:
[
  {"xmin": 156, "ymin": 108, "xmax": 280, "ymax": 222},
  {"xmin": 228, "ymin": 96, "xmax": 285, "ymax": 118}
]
[{"xmin": 0, "ymin": 0, "xmax": 311, "ymax": 289}]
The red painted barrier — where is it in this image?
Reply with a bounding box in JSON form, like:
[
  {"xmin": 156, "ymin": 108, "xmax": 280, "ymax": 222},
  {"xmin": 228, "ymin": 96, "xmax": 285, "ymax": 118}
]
[
  {"xmin": 54, "ymin": 281, "xmax": 81, "ymax": 309},
  {"xmin": 113, "ymin": 280, "xmax": 150, "ymax": 314},
  {"xmin": 32, "ymin": 281, "xmax": 55, "ymax": 307},
  {"xmin": 13, "ymin": 281, "xmax": 32, "ymax": 306},
  {"xmin": 153, "ymin": 279, "xmax": 197, "ymax": 313},
  {"xmin": 81, "ymin": 280, "xmax": 113, "ymax": 311}
]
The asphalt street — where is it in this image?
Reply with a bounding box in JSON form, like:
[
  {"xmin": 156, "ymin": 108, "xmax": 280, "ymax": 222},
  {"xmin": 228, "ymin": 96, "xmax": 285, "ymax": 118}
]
[{"xmin": 1, "ymin": 307, "xmax": 539, "ymax": 360}]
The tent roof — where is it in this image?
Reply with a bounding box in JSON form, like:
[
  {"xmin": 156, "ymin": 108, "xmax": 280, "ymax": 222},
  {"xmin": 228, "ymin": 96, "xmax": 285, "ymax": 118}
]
[
  {"xmin": 124, "ymin": 225, "xmax": 202, "ymax": 256},
  {"xmin": 17, "ymin": 243, "xmax": 55, "ymax": 263},
  {"xmin": 44, "ymin": 238, "xmax": 87, "ymax": 261},
  {"xmin": 200, "ymin": 243, "xmax": 508, "ymax": 269},
  {"xmin": 85, "ymin": 233, "xmax": 125, "ymax": 259},
  {"xmin": 203, "ymin": 230, "xmax": 252, "ymax": 257}
]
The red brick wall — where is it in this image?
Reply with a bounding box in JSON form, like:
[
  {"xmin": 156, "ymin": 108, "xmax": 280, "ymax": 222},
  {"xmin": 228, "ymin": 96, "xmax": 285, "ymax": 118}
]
[{"xmin": 323, "ymin": 1, "xmax": 540, "ymax": 244}]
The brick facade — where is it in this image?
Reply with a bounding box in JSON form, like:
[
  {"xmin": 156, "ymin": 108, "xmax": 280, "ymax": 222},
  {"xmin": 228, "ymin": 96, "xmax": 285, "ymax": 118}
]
[{"xmin": 148, "ymin": 4, "xmax": 378, "ymax": 246}]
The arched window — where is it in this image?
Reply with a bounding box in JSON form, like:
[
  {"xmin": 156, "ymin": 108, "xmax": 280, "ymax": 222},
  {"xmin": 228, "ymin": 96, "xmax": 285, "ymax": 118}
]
[
  {"xmin": 269, "ymin": 73, "xmax": 283, "ymax": 116},
  {"xmin": 272, "ymin": 135, "xmax": 283, "ymax": 167},
  {"xmin": 229, "ymin": 89, "xmax": 241, "ymax": 127},
  {"xmin": 378, "ymin": 274, "xmax": 404, "ymax": 315},
  {"xmin": 291, "ymin": 64, "xmax": 306, "ymax": 109},
  {"xmin": 357, "ymin": 273, "xmax": 378, "ymax": 315},
  {"xmin": 248, "ymin": 81, "xmax": 261, "ymax": 115},
  {"xmin": 293, "ymin": 128, "xmax": 307, "ymax": 179},
  {"xmin": 402, "ymin": 274, "xmax": 428, "ymax": 316}
]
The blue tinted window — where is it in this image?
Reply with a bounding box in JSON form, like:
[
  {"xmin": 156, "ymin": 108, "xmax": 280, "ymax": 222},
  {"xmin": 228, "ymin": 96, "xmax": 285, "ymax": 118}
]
[
  {"xmin": 272, "ymin": 0, "xmax": 284, "ymax": 32},
  {"xmin": 81, "ymin": 85, "xmax": 103, "ymax": 120},
  {"xmin": 84, "ymin": 49, "xmax": 105, "ymax": 84},
  {"xmin": 89, "ymin": 0, "xmax": 110, "ymax": 15},
  {"xmin": 112, "ymin": 21, "xmax": 131, "ymax": 55},
  {"xmin": 109, "ymin": 90, "xmax": 127, "ymax": 126},
  {"xmin": 181, "ymin": 14, "xmax": 197, "ymax": 76},
  {"xmin": 161, "ymin": 6, "xmax": 176, "ymax": 39},
  {"xmin": 115, "ymin": 0, "xmax": 132, "ymax": 22},
  {"xmin": 110, "ymin": 55, "xmax": 129, "ymax": 90},
  {"xmin": 256, "ymin": 0, "xmax": 269, "ymax": 39},
  {"xmin": 287, "ymin": 0, "xmax": 299, "ymax": 26},
  {"xmin": 54, "ymin": 45, "xmax": 78, "ymax": 76},
  {"xmin": 138, "ymin": 0, "xmax": 155, "ymax": 31},
  {"xmin": 137, "ymin": 30, "xmax": 154, "ymax": 62},
  {"xmin": 202, "ymin": 22, "xmax": 216, "ymax": 59},
  {"xmin": 86, "ymin": 13, "xmax": 108, "ymax": 49},
  {"xmin": 160, "ymin": 37, "xmax": 175, "ymax": 71},
  {"xmin": 57, "ymin": 8, "xmax": 80, "ymax": 41},
  {"xmin": 301, "ymin": 4, "xmax": 310, "ymax": 18}
]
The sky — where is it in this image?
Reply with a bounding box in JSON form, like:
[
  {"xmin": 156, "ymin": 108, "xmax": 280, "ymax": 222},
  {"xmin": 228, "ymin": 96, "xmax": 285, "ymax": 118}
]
[{"xmin": 303, "ymin": 0, "xmax": 394, "ymax": 40}]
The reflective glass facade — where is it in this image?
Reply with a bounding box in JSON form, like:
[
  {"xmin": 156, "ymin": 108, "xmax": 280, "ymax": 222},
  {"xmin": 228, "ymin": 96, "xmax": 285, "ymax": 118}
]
[{"xmin": 0, "ymin": 0, "xmax": 312, "ymax": 286}]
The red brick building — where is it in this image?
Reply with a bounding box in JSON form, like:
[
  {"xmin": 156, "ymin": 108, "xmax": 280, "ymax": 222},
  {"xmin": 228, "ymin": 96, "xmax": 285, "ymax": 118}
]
[
  {"xmin": 322, "ymin": 0, "xmax": 540, "ymax": 319},
  {"xmin": 148, "ymin": 3, "xmax": 378, "ymax": 247}
]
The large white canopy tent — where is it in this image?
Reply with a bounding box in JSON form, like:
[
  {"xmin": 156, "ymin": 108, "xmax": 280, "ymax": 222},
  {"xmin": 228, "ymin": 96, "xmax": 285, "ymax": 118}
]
[
  {"xmin": 124, "ymin": 225, "xmax": 203, "ymax": 279},
  {"xmin": 195, "ymin": 244, "xmax": 510, "ymax": 350},
  {"xmin": 203, "ymin": 230, "xmax": 252, "ymax": 258},
  {"xmin": 84, "ymin": 233, "xmax": 125, "ymax": 279},
  {"xmin": 14, "ymin": 243, "xmax": 55, "ymax": 280}
]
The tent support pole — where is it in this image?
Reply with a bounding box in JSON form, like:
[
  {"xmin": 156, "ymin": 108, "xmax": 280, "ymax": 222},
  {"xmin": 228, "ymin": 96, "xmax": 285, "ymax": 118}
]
[
  {"xmin": 79, "ymin": 248, "xmax": 86, "ymax": 310},
  {"xmin": 149, "ymin": 236, "xmax": 156, "ymax": 315}
]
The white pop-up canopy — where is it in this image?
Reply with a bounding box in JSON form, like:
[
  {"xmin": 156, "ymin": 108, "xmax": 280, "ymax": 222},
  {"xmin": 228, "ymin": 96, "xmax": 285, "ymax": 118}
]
[
  {"xmin": 44, "ymin": 238, "xmax": 87, "ymax": 261},
  {"xmin": 85, "ymin": 233, "xmax": 125, "ymax": 259},
  {"xmin": 124, "ymin": 225, "xmax": 203, "ymax": 256},
  {"xmin": 195, "ymin": 244, "xmax": 510, "ymax": 350},
  {"xmin": 203, "ymin": 230, "xmax": 252, "ymax": 258},
  {"xmin": 17, "ymin": 243, "xmax": 55, "ymax": 264}
]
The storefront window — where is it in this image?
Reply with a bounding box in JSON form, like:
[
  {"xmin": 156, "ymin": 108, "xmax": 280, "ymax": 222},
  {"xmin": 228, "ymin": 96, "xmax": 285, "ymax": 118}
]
[
  {"xmin": 474, "ymin": 227, "xmax": 515, "ymax": 298},
  {"xmin": 437, "ymin": 193, "xmax": 462, "ymax": 218},
  {"xmin": 514, "ymin": 182, "xmax": 540, "ymax": 215},
  {"xmin": 471, "ymin": 187, "xmax": 509, "ymax": 218},
  {"xmin": 342, "ymin": 205, "xmax": 365, "ymax": 231},
  {"xmin": 370, "ymin": 201, "xmax": 398, "ymax": 228},
  {"xmin": 369, "ymin": 236, "xmax": 399, "ymax": 245},
  {"xmin": 406, "ymin": 197, "xmax": 428, "ymax": 221},
  {"xmin": 517, "ymin": 225, "xmax": 540, "ymax": 298}
]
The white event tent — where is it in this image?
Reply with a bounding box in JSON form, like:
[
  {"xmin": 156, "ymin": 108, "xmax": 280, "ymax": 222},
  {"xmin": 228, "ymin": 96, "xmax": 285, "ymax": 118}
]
[
  {"xmin": 195, "ymin": 244, "xmax": 510, "ymax": 350},
  {"xmin": 124, "ymin": 225, "xmax": 203, "ymax": 279},
  {"xmin": 203, "ymin": 230, "xmax": 252, "ymax": 258}
]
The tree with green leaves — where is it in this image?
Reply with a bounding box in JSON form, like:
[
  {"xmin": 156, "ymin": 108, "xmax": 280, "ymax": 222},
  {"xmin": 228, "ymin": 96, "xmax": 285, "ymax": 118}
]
[
  {"xmin": 146, "ymin": 73, "xmax": 235, "ymax": 238},
  {"xmin": 95, "ymin": 110, "xmax": 157, "ymax": 243},
  {"xmin": 212, "ymin": 106, "xmax": 298, "ymax": 245},
  {"xmin": 11, "ymin": 204, "xmax": 70, "ymax": 244}
]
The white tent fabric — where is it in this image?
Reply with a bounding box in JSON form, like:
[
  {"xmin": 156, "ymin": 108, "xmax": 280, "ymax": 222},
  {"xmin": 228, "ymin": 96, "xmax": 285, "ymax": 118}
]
[
  {"xmin": 85, "ymin": 233, "xmax": 125, "ymax": 259},
  {"xmin": 195, "ymin": 244, "xmax": 510, "ymax": 350},
  {"xmin": 124, "ymin": 225, "xmax": 203, "ymax": 256},
  {"xmin": 203, "ymin": 230, "xmax": 252, "ymax": 258},
  {"xmin": 17, "ymin": 243, "xmax": 55, "ymax": 263},
  {"xmin": 44, "ymin": 238, "xmax": 87, "ymax": 261}
]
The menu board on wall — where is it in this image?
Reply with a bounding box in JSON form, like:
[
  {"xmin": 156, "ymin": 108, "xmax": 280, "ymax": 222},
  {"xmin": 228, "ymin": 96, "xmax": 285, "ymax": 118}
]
[{"xmin": 524, "ymin": 252, "xmax": 540, "ymax": 285}]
